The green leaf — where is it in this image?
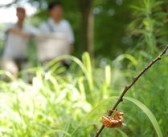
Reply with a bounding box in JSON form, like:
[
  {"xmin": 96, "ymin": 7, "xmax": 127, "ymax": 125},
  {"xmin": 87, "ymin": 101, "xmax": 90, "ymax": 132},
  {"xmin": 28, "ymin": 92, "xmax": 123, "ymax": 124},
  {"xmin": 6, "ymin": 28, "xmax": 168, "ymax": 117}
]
[
  {"xmin": 124, "ymin": 97, "xmax": 163, "ymax": 137},
  {"xmin": 115, "ymin": 129, "xmax": 129, "ymax": 137},
  {"xmin": 114, "ymin": 54, "xmax": 137, "ymax": 66}
]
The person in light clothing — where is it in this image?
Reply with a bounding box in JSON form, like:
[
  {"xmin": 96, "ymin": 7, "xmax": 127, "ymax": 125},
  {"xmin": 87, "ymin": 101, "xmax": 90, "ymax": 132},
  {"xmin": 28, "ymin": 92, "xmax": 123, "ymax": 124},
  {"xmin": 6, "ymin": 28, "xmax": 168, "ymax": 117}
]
[
  {"xmin": 1, "ymin": 7, "xmax": 36, "ymax": 76},
  {"xmin": 37, "ymin": 1, "xmax": 74, "ymax": 65}
]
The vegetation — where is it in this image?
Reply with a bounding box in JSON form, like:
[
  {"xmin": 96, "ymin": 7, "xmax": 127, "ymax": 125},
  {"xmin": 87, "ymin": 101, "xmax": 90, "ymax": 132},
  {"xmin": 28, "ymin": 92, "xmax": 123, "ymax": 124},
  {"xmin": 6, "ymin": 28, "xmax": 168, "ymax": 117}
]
[
  {"xmin": 0, "ymin": 0, "xmax": 168, "ymax": 137},
  {"xmin": 0, "ymin": 52, "xmax": 168, "ymax": 137}
]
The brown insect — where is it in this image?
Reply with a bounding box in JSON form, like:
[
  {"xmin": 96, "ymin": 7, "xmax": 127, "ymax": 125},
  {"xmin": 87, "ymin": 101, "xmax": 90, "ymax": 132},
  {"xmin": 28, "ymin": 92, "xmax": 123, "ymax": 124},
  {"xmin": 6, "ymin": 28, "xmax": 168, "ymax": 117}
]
[{"xmin": 101, "ymin": 110, "xmax": 124, "ymax": 128}]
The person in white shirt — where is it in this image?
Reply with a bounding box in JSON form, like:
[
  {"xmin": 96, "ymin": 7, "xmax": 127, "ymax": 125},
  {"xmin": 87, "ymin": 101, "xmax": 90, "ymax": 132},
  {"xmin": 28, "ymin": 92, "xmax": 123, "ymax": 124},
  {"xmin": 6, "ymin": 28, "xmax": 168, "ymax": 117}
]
[
  {"xmin": 37, "ymin": 1, "xmax": 74, "ymax": 66},
  {"xmin": 1, "ymin": 7, "xmax": 36, "ymax": 76}
]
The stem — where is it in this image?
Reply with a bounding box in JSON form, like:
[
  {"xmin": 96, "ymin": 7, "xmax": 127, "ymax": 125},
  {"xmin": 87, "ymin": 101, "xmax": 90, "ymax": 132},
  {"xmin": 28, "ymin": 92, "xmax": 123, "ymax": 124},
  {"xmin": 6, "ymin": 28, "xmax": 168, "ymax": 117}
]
[{"xmin": 95, "ymin": 46, "xmax": 168, "ymax": 137}]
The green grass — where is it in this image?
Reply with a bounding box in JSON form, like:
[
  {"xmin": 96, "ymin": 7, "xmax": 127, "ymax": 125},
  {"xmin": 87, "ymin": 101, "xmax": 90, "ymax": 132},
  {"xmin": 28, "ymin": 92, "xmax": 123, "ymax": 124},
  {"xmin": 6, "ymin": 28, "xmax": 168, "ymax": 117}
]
[{"xmin": 0, "ymin": 52, "xmax": 167, "ymax": 137}]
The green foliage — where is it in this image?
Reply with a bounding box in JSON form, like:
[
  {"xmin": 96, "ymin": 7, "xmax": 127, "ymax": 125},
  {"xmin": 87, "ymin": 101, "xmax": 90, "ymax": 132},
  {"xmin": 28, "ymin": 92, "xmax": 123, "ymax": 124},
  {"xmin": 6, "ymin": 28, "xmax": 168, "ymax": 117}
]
[
  {"xmin": 124, "ymin": 97, "xmax": 163, "ymax": 137},
  {"xmin": 93, "ymin": 0, "xmax": 134, "ymax": 57},
  {"xmin": 129, "ymin": 0, "xmax": 168, "ymax": 53},
  {"xmin": 0, "ymin": 52, "xmax": 167, "ymax": 137}
]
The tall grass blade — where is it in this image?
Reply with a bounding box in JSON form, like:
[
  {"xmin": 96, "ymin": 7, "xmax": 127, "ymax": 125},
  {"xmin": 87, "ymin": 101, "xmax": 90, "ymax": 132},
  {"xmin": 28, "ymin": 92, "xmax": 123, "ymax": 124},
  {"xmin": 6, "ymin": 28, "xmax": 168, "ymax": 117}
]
[{"xmin": 124, "ymin": 97, "xmax": 163, "ymax": 137}]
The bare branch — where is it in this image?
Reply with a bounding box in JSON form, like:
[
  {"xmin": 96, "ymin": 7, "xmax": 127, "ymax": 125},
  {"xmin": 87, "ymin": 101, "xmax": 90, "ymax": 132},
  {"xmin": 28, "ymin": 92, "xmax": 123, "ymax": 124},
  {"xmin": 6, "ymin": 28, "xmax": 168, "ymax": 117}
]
[{"xmin": 95, "ymin": 46, "xmax": 168, "ymax": 137}]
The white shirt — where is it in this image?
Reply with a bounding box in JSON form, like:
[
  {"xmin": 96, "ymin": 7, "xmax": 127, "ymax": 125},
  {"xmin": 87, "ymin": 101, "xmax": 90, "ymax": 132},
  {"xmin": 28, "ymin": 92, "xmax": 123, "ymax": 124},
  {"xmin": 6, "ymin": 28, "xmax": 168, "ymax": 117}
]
[
  {"xmin": 36, "ymin": 18, "xmax": 74, "ymax": 62},
  {"xmin": 2, "ymin": 23, "xmax": 36, "ymax": 59},
  {"xmin": 39, "ymin": 18, "xmax": 74, "ymax": 44}
]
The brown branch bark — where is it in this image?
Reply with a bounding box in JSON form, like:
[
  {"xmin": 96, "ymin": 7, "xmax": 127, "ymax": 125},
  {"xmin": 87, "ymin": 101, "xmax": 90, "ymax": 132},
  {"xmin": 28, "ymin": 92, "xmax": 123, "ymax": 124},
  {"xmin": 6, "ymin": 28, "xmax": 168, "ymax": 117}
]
[{"xmin": 95, "ymin": 46, "xmax": 168, "ymax": 137}]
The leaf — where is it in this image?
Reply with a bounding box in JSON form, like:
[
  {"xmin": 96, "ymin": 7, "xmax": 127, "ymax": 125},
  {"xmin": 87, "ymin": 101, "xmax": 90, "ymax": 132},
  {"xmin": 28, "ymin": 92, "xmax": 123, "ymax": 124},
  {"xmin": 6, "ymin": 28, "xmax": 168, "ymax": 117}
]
[
  {"xmin": 130, "ymin": 5, "xmax": 145, "ymax": 12},
  {"xmin": 124, "ymin": 97, "xmax": 163, "ymax": 137},
  {"xmin": 114, "ymin": 54, "xmax": 137, "ymax": 66},
  {"xmin": 115, "ymin": 129, "xmax": 129, "ymax": 137}
]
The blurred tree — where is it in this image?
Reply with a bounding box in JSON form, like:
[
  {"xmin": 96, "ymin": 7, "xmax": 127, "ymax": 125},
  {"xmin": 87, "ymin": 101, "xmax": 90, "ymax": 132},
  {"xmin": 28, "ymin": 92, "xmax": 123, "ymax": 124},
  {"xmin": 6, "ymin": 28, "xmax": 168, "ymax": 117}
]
[{"xmin": 79, "ymin": 0, "xmax": 94, "ymax": 57}]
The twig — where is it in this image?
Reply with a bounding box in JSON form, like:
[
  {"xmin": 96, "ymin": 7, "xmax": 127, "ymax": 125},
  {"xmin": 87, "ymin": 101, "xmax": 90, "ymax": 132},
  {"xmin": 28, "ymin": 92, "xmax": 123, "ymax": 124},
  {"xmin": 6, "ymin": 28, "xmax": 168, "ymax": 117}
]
[{"xmin": 95, "ymin": 46, "xmax": 168, "ymax": 137}]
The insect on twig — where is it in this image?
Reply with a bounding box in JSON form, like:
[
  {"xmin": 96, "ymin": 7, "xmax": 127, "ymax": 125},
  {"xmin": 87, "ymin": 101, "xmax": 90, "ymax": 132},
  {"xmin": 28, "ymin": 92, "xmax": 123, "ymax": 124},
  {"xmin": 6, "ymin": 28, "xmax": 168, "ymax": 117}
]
[
  {"xmin": 101, "ymin": 110, "xmax": 124, "ymax": 128},
  {"xmin": 95, "ymin": 46, "xmax": 168, "ymax": 137}
]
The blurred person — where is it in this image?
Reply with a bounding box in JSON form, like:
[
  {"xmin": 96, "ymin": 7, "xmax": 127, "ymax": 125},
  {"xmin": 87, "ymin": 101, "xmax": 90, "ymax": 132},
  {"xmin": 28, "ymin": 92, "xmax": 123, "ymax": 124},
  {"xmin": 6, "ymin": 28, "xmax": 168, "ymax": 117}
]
[
  {"xmin": 37, "ymin": 1, "xmax": 74, "ymax": 67},
  {"xmin": 0, "ymin": 7, "xmax": 36, "ymax": 76}
]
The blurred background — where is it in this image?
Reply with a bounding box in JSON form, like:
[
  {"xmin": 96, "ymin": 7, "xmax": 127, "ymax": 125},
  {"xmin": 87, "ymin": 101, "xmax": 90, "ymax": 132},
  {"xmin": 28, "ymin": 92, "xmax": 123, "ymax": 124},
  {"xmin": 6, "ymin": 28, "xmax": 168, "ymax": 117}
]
[{"xmin": 1, "ymin": 0, "xmax": 168, "ymax": 59}]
